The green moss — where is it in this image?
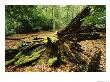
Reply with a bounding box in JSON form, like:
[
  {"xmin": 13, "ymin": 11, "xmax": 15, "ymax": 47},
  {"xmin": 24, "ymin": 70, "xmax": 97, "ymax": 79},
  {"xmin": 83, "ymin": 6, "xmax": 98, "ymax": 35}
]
[
  {"xmin": 48, "ymin": 57, "xmax": 57, "ymax": 66},
  {"xmin": 5, "ymin": 59, "xmax": 16, "ymax": 66},
  {"xmin": 14, "ymin": 47, "xmax": 46, "ymax": 66},
  {"xmin": 41, "ymin": 38, "xmax": 48, "ymax": 43},
  {"xmin": 31, "ymin": 60, "xmax": 38, "ymax": 65},
  {"xmin": 41, "ymin": 36, "xmax": 58, "ymax": 43},
  {"xmin": 37, "ymin": 57, "xmax": 46, "ymax": 65},
  {"xmin": 5, "ymin": 51, "xmax": 22, "ymax": 66},
  {"xmin": 49, "ymin": 36, "xmax": 58, "ymax": 43}
]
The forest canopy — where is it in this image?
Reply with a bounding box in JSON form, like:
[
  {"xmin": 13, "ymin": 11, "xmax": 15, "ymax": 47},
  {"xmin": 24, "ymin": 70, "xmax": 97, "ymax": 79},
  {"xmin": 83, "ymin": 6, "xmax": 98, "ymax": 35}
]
[{"xmin": 5, "ymin": 5, "xmax": 106, "ymax": 36}]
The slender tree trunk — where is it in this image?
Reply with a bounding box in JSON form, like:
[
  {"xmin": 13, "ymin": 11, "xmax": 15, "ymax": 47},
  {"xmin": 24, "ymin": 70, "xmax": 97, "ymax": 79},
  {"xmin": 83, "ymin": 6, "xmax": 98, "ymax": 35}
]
[
  {"xmin": 52, "ymin": 6, "xmax": 55, "ymax": 31},
  {"xmin": 72, "ymin": 6, "xmax": 76, "ymax": 18},
  {"xmin": 67, "ymin": 6, "xmax": 69, "ymax": 23},
  {"xmin": 59, "ymin": 5, "xmax": 61, "ymax": 28}
]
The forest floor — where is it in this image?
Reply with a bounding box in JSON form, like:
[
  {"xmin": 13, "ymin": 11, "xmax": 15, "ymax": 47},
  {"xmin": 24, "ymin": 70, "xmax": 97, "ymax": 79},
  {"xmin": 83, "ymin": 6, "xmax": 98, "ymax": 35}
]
[
  {"xmin": 5, "ymin": 30, "xmax": 57, "ymax": 49},
  {"xmin": 5, "ymin": 31, "xmax": 106, "ymax": 72}
]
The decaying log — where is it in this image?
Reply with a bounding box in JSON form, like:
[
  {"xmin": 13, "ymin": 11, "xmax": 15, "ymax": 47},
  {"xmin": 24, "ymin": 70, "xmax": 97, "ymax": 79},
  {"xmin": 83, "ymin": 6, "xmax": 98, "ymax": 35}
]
[
  {"xmin": 5, "ymin": 49, "xmax": 19, "ymax": 61},
  {"xmin": 78, "ymin": 24, "xmax": 106, "ymax": 33},
  {"xmin": 87, "ymin": 51, "xmax": 102, "ymax": 72},
  {"xmin": 46, "ymin": 37, "xmax": 63, "ymax": 67},
  {"xmin": 76, "ymin": 32, "xmax": 101, "ymax": 41},
  {"xmin": 5, "ymin": 40, "xmax": 44, "ymax": 61}
]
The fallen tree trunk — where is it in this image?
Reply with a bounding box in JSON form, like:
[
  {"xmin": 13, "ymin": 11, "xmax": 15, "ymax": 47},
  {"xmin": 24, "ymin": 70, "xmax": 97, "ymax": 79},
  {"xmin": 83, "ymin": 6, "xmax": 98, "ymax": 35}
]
[
  {"xmin": 5, "ymin": 40, "xmax": 44, "ymax": 61},
  {"xmin": 57, "ymin": 6, "xmax": 91, "ymax": 38}
]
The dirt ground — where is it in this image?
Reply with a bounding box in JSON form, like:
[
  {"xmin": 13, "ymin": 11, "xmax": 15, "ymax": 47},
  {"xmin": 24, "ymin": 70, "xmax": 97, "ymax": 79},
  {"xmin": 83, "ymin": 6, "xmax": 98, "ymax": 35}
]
[{"xmin": 5, "ymin": 31, "xmax": 57, "ymax": 49}]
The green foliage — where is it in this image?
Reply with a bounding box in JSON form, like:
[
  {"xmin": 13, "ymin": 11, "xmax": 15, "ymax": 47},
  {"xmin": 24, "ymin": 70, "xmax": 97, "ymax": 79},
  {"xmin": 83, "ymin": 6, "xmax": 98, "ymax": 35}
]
[
  {"xmin": 48, "ymin": 57, "xmax": 57, "ymax": 66},
  {"xmin": 5, "ymin": 5, "xmax": 53, "ymax": 35},
  {"xmin": 5, "ymin": 5, "xmax": 106, "ymax": 36},
  {"xmin": 82, "ymin": 5, "xmax": 106, "ymax": 27}
]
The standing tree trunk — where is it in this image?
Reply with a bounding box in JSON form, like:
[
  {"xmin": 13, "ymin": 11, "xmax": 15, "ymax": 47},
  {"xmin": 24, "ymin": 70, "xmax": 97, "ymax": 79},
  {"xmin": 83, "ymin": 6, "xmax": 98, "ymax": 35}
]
[
  {"xmin": 67, "ymin": 5, "xmax": 69, "ymax": 23},
  {"xmin": 72, "ymin": 6, "xmax": 76, "ymax": 18},
  {"xmin": 52, "ymin": 6, "xmax": 55, "ymax": 31}
]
